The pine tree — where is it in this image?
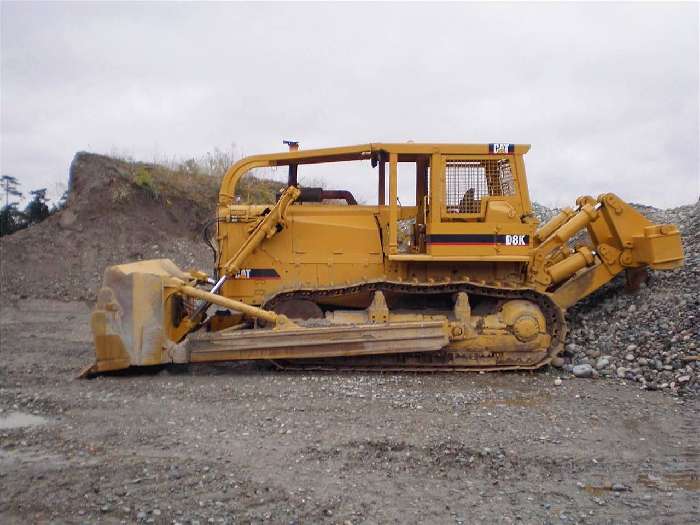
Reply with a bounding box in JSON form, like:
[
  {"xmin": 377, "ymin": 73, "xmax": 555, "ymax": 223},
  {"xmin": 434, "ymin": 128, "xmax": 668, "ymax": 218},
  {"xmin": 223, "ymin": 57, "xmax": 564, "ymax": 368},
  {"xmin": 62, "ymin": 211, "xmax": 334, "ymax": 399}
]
[
  {"xmin": 25, "ymin": 188, "xmax": 50, "ymax": 224},
  {"xmin": 1, "ymin": 175, "xmax": 22, "ymax": 207},
  {"xmin": 0, "ymin": 203, "xmax": 25, "ymax": 236},
  {"xmin": 0, "ymin": 175, "xmax": 25, "ymax": 236}
]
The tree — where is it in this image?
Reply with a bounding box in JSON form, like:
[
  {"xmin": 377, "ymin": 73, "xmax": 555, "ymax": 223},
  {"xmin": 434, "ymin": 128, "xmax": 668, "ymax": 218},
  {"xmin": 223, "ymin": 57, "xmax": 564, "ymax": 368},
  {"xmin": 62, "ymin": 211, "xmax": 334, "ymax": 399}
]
[
  {"xmin": 0, "ymin": 203, "xmax": 25, "ymax": 236},
  {"xmin": 25, "ymin": 188, "xmax": 51, "ymax": 224},
  {"xmin": 0, "ymin": 175, "xmax": 26, "ymax": 236},
  {"xmin": 1, "ymin": 174, "xmax": 22, "ymax": 207}
]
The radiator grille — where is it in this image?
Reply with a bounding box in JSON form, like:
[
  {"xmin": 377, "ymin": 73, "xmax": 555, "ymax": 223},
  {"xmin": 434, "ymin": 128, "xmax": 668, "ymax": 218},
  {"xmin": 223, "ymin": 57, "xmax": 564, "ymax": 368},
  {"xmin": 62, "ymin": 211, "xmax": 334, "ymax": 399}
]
[{"xmin": 445, "ymin": 159, "xmax": 516, "ymax": 214}]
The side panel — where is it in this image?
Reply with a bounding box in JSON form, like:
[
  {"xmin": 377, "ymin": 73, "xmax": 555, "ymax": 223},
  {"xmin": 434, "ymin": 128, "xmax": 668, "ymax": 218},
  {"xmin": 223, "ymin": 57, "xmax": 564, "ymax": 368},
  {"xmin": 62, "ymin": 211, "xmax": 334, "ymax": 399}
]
[
  {"xmin": 219, "ymin": 206, "xmax": 386, "ymax": 304},
  {"xmin": 290, "ymin": 206, "xmax": 383, "ymax": 264}
]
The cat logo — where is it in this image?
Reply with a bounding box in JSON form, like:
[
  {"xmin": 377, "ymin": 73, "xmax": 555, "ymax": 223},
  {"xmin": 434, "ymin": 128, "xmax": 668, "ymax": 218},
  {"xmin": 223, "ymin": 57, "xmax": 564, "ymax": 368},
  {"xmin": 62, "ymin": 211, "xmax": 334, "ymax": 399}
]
[
  {"xmin": 489, "ymin": 143, "xmax": 514, "ymax": 154},
  {"xmin": 233, "ymin": 269, "xmax": 253, "ymax": 279},
  {"xmin": 505, "ymin": 234, "xmax": 528, "ymax": 246},
  {"xmin": 232, "ymin": 268, "xmax": 281, "ymax": 280}
]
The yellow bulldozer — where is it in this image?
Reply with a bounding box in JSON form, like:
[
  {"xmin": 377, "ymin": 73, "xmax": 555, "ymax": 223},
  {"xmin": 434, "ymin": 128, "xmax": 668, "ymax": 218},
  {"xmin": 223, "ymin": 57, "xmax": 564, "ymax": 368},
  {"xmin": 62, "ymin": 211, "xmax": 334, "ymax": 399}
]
[{"xmin": 83, "ymin": 142, "xmax": 684, "ymax": 376}]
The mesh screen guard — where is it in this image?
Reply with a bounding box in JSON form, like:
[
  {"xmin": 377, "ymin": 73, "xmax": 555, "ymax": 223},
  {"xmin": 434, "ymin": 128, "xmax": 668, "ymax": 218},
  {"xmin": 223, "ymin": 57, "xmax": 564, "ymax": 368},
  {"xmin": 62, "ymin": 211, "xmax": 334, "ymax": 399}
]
[{"xmin": 445, "ymin": 158, "xmax": 516, "ymax": 214}]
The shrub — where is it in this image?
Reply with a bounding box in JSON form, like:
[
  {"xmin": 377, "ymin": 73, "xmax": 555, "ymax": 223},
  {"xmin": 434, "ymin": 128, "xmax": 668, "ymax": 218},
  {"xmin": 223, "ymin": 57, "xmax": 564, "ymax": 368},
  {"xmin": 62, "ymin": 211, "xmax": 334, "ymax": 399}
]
[{"xmin": 133, "ymin": 167, "xmax": 159, "ymax": 199}]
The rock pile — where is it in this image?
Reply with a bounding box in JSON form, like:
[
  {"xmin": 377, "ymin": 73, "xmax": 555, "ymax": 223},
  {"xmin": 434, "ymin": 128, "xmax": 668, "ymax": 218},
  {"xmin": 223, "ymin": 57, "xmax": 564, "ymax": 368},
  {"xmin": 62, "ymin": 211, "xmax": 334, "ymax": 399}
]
[{"xmin": 534, "ymin": 201, "xmax": 699, "ymax": 396}]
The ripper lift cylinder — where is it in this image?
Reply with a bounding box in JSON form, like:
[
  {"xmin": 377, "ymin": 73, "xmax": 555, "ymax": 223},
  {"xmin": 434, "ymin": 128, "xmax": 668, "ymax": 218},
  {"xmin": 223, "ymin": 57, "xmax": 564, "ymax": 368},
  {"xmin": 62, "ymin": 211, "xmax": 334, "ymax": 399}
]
[
  {"xmin": 535, "ymin": 207, "xmax": 575, "ymax": 242},
  {"xmin": 554, "ymin": 204, "xmax": 598, "ymax": 243},
  {"xmin": 547, "ymin": 247, "xmax": 595, "ymax": 284}
]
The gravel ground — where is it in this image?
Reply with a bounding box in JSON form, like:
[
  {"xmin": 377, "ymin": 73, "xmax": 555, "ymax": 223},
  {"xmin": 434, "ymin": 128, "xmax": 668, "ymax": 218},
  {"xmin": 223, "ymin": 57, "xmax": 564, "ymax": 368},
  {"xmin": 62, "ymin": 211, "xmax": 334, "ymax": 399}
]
[{"xmin": 1, "ymin": 299, "xmax": 698, "ymax": 524}]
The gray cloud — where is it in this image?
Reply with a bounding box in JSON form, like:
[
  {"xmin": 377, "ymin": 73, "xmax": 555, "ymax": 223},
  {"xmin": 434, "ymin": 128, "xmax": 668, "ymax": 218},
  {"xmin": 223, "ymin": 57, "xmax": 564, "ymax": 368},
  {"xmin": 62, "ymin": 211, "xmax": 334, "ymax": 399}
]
[{"xmin": 2, "ymin": 1, "xmax": 698, "ymax": 208}]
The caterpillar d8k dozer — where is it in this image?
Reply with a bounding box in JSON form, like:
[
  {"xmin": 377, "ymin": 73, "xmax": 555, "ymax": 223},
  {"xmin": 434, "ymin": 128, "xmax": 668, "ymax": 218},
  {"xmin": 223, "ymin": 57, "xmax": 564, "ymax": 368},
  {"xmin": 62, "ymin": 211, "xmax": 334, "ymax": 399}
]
[{"xmin": 82, "ymin": 143, "xmax": 684, "ymax": 376}]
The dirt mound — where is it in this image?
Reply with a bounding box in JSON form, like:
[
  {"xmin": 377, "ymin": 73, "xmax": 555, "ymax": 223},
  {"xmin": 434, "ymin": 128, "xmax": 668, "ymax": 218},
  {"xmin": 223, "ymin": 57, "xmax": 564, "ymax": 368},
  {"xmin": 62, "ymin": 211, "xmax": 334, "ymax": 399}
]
[{"xmin": 0, "ymin": 152, "xmax": 221, "ymax": 301}]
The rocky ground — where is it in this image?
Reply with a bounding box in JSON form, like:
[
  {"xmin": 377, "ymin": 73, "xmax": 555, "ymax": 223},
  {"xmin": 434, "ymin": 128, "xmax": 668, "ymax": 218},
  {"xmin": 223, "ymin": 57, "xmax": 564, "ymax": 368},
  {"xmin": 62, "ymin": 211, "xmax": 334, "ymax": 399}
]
[{"xmin": 1, "ymin": 299, "xmax": 698, "ymax": 524}]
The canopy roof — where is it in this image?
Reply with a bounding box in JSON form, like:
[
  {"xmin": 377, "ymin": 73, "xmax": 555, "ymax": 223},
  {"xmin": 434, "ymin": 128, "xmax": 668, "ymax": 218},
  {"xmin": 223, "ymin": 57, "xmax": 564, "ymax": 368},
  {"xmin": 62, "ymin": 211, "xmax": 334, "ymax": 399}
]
[
  {"xmin": 244, "ymin": 143, "xmax": 531, "ymax": 166},
  {"xmin": 220, "ymin": 143, "xmax": 531, "ymax": 201}
]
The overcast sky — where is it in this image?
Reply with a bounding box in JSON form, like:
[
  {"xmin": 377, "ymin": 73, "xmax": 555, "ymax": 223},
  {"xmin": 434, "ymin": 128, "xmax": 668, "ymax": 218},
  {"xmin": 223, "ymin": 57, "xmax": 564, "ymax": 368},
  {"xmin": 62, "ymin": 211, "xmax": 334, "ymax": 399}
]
[{"xmin": 2, "ymin": 1, "xmax": 698, "ymax": 208}]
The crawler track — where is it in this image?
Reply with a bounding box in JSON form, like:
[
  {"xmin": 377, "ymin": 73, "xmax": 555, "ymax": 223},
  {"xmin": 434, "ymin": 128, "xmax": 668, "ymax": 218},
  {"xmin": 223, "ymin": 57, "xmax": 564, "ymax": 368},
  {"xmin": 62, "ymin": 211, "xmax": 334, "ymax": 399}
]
[{"xmin": 264, "ymin": 281, "xmax": 566, "ymax": 371}]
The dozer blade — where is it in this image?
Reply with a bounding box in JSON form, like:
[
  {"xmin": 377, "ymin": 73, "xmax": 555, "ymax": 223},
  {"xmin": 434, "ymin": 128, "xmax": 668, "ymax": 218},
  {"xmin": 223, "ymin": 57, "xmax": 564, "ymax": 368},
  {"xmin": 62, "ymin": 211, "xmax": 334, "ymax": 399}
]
[
  {"xmin": 83, "ymin": 259, "xmax": 192, "ymax": 377},
  {"xmin": 83, "ymin": 258, "xmax": 449, "ymax": 377}
]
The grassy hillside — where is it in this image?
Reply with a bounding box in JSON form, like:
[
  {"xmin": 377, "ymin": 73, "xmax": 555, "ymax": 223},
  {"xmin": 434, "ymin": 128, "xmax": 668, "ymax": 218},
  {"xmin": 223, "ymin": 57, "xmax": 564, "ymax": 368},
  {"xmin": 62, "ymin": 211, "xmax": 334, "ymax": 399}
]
[{"xmin": 114, "ymin": 159, "xmax": 284, "ymax": 209}]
